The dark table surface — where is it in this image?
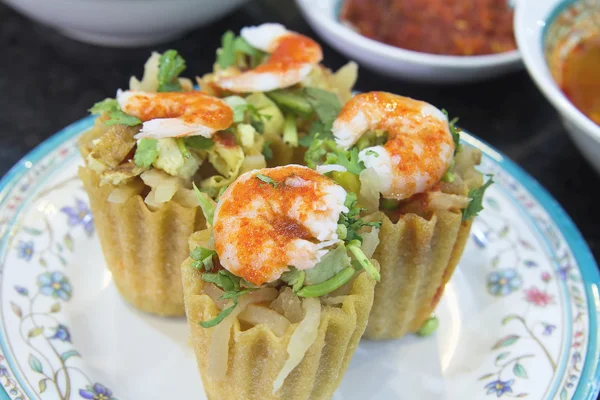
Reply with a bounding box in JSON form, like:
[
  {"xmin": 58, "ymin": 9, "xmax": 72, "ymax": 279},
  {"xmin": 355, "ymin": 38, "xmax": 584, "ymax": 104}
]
[{"xmin": 0, "ymin": 0, "xmax": 598, "ymax": 264}]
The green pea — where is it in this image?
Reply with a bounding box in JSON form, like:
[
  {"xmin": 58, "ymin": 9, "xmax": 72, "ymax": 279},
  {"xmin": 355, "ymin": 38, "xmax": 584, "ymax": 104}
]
[{"xmin": 417, "ymin": 316, "xmax": 439, "ymax": 337}]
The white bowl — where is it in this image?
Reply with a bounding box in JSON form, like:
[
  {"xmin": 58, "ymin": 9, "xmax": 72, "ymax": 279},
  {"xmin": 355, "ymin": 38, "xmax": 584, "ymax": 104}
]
[
  {"xmin": 515, "ymin": 0, "xmax": 600, "ymax": 175},
  {"xmin": 295, "ymin": 0, "xmax": 522, "ymax": 83},
  {"xmin": 2, "ymin": 0, "xmax": 249, "ymax": 47}
]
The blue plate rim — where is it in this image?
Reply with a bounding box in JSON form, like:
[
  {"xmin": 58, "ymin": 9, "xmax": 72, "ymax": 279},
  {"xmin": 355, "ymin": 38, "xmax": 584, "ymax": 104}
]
[{"xmin": 0, "ymin": 116, "xmax": 598, "ymax": 399}]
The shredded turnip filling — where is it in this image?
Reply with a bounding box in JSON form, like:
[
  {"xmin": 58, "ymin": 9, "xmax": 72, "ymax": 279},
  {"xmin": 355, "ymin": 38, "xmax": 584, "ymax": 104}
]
[{"xmin": 273, "ymin": 297, "xmax": 321, "ymax": 393}]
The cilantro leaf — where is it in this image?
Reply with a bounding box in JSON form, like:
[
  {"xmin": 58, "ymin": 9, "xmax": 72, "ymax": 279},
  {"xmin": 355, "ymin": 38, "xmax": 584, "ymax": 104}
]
[
  {"xmin": 157, "ymin": 49, "xmax": 186, "ymax": 92},
  {"xmin": 233, "ymin": 37, "xmax": 266, "ymax": 68},
  {"xmin": 219, "ymin": 270, "xmax": 241, "ymax": 291},
  {"xmin": 256, "ymin": 174, "xmax": 278, "ymax": 187},
  {"xmin": 262, "ymin": 141, "xmax": 273, "ymax": 160},
  {"xmin": 133, "ymin": 138, "xmax": 158, "ymax": 168},
  {"xmin": 104, "ymin": 111, "xmax": 142, "ymax": 126},
  {"xmin": 219, "ymin": 288, "xmax": 254, "ymax": 301},
  {"xmin": 89, "ymin": 98, "xmax": 141, "ymax": 126},
  {"xmin": 281, "ymin": 267, "xmax": 306, "ymax": 292},
  {"xmin": 217, "ymin": 31, "xmax": 236, "ymax": 69},
  {"xmin": 303, "ymin": 87, "xmax": 342, "ymax": 126},
  {"xmin": 304, "ymin": 133, "xmax": 337, "ymax": 169},
  {"xmin": 190, "ymin": 247, "xmax": 216, "ymax": 271},
  {"xmin": 199, "ymin": 269, "xmax": 256, "ymax": 327},
  {"xmin": 442, "ymin": 109, "xmax": 462, "ymax": 153},
  {"xmin": 299, "ymin": 120, "xmax": 334, "ymax": 147},
  {"xmin": 199, "ymin": 301, "xmax": 237, "ymax": 328},
  {"xmin": 201, "ymin": 271, "xmax": 238, "ymax": 292},
  {"xmin": 89, "ymin": 98, "xmax": 119, "ymax": 114},
  {"xmin": 338, "ymin": 193, "xmax": 381, "ymax": 244},
  {"xmin": 235, "ymin": 103, "xmax": 266, "ymax": 132},
  {"xmin": 240, "ymin": 278, "xmax": 259, "ymax": 289},
  {"xmin": 462, "ymin": 175, "xmax": 494, "ymax": 221},
  {"xmin": 326, "ymin": 147, "xmax": 365, "ymax": 175},
  {"xmin": 193, "ymin": 183, "xmax": 216, "ymax": 226},
  {"xmin": 184, "ymin": 136, "xmax": 214, "ymax": 150}
]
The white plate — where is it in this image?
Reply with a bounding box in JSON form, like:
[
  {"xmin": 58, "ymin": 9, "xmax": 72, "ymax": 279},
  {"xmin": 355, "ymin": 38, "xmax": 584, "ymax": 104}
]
[
  {"xmin": 295, "ymin": 0, "xmax": 522, "ymax": 83},
  {"xmin": 0, "ymin": 117, "xmax": 598, "ymax": 399}
]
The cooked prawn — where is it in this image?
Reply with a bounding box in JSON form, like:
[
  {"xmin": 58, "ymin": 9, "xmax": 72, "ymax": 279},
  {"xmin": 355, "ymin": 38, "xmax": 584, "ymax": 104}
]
[
  {"xmin": 116, "ymin": 90, "xmax": 234, "ymax": 139},
  {"xmin": 214, "ymin": 23, "xmax": 323, "ymax": 93},
  {"xmin": 332, "ymin": 91, "xmax": 454, "ymax": 200},
  {"xmin": 213, "ymin": 165, "xmax": 348, "ymax": 286}
]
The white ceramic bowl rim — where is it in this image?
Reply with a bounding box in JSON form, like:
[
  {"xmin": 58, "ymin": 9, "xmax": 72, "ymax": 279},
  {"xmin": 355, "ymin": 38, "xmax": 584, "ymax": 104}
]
[
  {"xmin": 303, "ymin": 0, "xmax": 520, "ymax": 68},
  {"xmin": 515, "ymin": 0, "xmax": 600, "ymax": 142}
]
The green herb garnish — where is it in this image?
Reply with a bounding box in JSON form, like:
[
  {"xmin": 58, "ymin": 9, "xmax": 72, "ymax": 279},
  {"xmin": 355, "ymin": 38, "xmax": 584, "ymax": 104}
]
[
  {"xmin": 462, "ymin": 175, "xmax": 494, "ymax": 221},
  {"xmin": 303, "ymin": 87, "xmax": 342, "ymax": 126},
  {"xmin": 89, "ymin": 98, "xmax": 119, "ymax": 115},
  {"xmin": 190, "ymin": 247, "xmax": 216, "ymax": 271},
  {"xmin": 133, "ymin": 138, "xmax": 158, "ymax": 168},
  {"xmin": 199, "ymin": 301, "xmax": 237, "ymax": 328},
  {"xmin": 193, "ymin": 182, "xmax": 216, "ymax": 226},
  {"xmin": 233, "ymin": 37, "xmax": 267, "ymax": 68},
  {"xmin": 157, "ymin": 49, "xmax": 186, "ymax": 92},
  {"xmin": 326, "ymin": 147, "xmax": 364, "ymax": 175},
  {"xmin": 217, "ymin": 31, "xmax": 236, "ymax": 69},
  {"xmin": 198, "ymin": 267, "xmax": 257, "ymax": 328},
  {"xmin": 297, "ymin": 266, "xmax": 355, "ymax": 298},
  {"xmin": 185, "ymin": 136, "xmax": 214, "ymax": 150},
  {"xmin": 89, "ymin": 98, "xmax": 142, "ymax": 127},
  {"xmin": 347, "ymin": 240, "xmax": 380, "ymax": 281},
  {"xmin": 338, "ymin": 193, "xmax": 381, "ymax": 243},
  {"xmin": 281, "ymin": 267, "xmax": 306, "ymax": 293},
  {"xmin": 256, "ymin": 174, "xmax": 278, "ymax": 187},
  {"xmin": 283, "ymin": 113, "xmax": 298, "ymax": 147},
  {"xmin": 441, "ymin": 159, "xmax": 456, "ymax": 183},
  {"xmin": 263, "ymin": 141, "xmax": 273, "ymax": 160},
  {"xmin": 176, "ymin": 138, "xmax": 191, "ymax": 159},
  {"xmin": 266, "ymin": 89, "xmax": 314, "ymax": 117},
  {"xmin": 442, "ymin": 109, "xmax": 462, "ymax": 153}
]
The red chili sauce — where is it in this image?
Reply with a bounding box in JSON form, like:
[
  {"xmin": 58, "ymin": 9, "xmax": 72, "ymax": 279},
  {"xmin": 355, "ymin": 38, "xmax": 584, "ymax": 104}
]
[{"xmin": 341, "ymin": 0, "xmax": 517, "ymax": 56}]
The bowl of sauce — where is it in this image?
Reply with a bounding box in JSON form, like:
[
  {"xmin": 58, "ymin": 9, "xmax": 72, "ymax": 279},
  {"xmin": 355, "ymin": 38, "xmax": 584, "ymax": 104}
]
[
  {"xmin": 295, "ymin": 0, "xmax": 522, "ymax": 83},
  {"xmin": 516, "ymin": 0, "xmax": 600, "ymax": 174},
  {"xmin": 545, "ymin": 2, "xmax": 600, "ymax": 125},
  {"xmin": 340, "ymin": 0, "xmax": 517, "ymax": 56}
]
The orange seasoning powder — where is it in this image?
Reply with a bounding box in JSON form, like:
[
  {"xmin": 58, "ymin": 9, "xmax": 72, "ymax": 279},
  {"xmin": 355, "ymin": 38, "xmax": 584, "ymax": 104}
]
[
  {"xmin": 341, "ymin": 0, "xmax": 517, "ymax": 56},
  {"xmin": 214, "ymin": 167, "xmax": 336, "ymax": 285}
]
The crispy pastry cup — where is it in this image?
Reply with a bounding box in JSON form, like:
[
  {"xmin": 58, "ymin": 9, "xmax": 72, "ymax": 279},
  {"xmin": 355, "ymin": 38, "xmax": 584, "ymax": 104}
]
[
  {"xmin": 182, "ymin": 230, "xmax": 377, "ymax": 400},
  {"xmin": 363, "ymin": 211, "xmax": 472, "ymax": 339},
  {"xmin": 363, "ymin": 148, "xmax": 483, "ymax": 340},
  {"xmin": 78, "ymin": 126, "xmax": 205, "ymax": 316}
]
